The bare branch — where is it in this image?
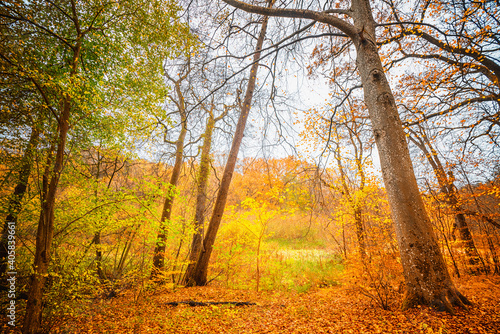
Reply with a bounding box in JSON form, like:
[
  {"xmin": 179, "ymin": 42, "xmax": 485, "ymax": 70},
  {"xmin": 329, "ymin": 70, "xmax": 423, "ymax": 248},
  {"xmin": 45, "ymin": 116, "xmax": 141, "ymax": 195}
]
[{"xmin": 222, "ymin": 0, "xmax": 357, "ymax": 40}]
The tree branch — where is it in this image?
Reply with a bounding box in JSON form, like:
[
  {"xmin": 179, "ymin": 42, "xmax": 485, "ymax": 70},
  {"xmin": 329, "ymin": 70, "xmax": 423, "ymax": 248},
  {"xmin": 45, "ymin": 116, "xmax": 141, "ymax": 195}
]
[
  {"xmin": 222, "ymin": 0, "xmax": 357, "ymax": 40},
  {"xmin": 404, "ymin": 95, "xmax": 499, "ymax": 127}
]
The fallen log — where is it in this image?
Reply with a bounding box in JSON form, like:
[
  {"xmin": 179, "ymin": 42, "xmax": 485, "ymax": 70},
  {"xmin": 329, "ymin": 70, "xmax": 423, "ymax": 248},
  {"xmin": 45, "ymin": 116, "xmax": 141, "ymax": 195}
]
[{"xmin": 165, "ymin": 301, "xmax": 256, "ymax": 307}]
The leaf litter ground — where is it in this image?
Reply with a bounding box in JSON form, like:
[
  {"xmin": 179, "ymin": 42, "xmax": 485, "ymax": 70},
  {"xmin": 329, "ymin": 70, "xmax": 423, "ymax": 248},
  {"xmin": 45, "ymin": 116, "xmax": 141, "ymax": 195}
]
[{"xmin": 34, "ymin": 275, "xmax": 500, "ymax": 333}]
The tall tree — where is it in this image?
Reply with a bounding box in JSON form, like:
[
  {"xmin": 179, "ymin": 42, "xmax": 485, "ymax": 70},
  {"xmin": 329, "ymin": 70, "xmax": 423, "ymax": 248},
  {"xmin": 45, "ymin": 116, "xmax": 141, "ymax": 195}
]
[
  {"xmin": 182, "ymin": 101, "xmax": 228, "ymax": 284},
  {"xmin": 223, "ymin": 0, "xmax": 469, "ymax": 312},
  {"xmin": 376, "ymin": 0, "xmax": 499, "ymax": 273},
  {"xmin": 184, "ymin": 0, "xmax": 273, "ymax": 287},
  {"xmin": 151, "ymin": 66, "xmax": 190, "ymax": 276},
  {"xmin": 0, "ymin": 1, "xmax": 191, "ymax": 332}
]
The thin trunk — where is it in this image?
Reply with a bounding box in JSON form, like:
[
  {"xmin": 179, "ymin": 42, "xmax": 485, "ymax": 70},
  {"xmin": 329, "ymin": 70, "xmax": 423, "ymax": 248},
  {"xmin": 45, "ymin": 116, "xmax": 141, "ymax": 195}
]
[
  {"xmin": 184, "ymin": 4, "xmax": 271, "ymax": 287},
  {"xmin": 182, "ymin": 113, "xmax": 215, "ymax": 284},
  {"xmin": 151, "ymin": 87, "xmax": 188, "ymax": 277},
  {"xmin": 342, "ymin": 220, "xmax": 347, "ymax": 259},
  {"xmin": 352, "ymin": 0, "xmax": 469, "ymax": 312},
  {"xmin": 256, "ymin": 235, "xmax": 261, "ymax": 292},
  {"xmin": 354, "ymin": 207, "xmax": 366, "ymax": 261},
  {"xmin": 171, "ymin": 227, "xmax": 185, "ymax": 284},
  {"xmin": 94, "ymin": 231, "xmax": 105, "ymax": 279},
  {"xmin": 116, "ymin": 226, "xmax": 138, "ymax": 277},
  {"xmin": 408, "ymin": 131, "xmax": 485, "ymax": 273},
  {"xmin": 94, "ymin": 152, "xmax": 105, "ymax": 280},
  {"xmin": 434, "ymin": 186, "xmax": 462, "ymax": 277},
  {"xmin": 352, "ymin": 130, "xmax": 367, "ymax": 261},
  {"xmin": 0, "ymin": 127, "xmax": 39, "ymax": 275},
  {"xmin": 485, "ymin": 231, "xmax": 500, "ymax": 274},
  {"xmin": 444, "ymin": 231, "xmax": 461, "ymax": 278},
  {"xmin": 94, "ymin": 155, "xmax": 124, "ymax": 280},
  {"xmin": 23, "ymin": 25, "xmax": 83, "ymax": 330},
  {"xmin": 333, "ymin": 127, "xmax": 366, "ymax": 261},
  {"xmin": 22, "ymin": 97, "xmax": 71, "ymax": 334}
]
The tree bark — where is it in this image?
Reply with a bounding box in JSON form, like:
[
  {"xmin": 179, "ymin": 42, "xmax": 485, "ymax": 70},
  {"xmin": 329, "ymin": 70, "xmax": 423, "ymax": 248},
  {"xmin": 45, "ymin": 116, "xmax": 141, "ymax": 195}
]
[
  {"xmin": 351, "ymin": 0, "xmax": 469, "ymax": 312},
  {"xmin": 151, "ymin": 81, "xmax": 188, "ymax": 277},
  {"xmin": 184, "ymin": 3, "xmax": 272, "ymax": 287},
  {"xmin": 223, "ymin": 0, "xmax": 470, "ymax": 313},
  {"xmin": 93, "ymin": 151, "xmax": 105, "ymax": 280}
]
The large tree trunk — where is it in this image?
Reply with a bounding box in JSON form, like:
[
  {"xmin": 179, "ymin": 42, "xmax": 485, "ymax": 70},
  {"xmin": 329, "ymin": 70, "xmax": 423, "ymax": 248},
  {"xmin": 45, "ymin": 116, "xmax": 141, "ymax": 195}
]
[
  {"xmin": 22, "ymin": 99, "xmax": 71, "ymax": 334},
  {"xmin": 351, "ymin": 0, "xmax": 469, "ymax": 313},
  {"xmin": 0, "ymin": 127, "xmax": 39, "ymax": 275},
  {"xmin": 184, "ymin": 5, "xmax": 271, "ymax": 287},
  {"xmin": 223, "ymin": 0, "xmax": 468, "ymax": 313},
  {"xmin": 151, "ymin": 85, "xmax": 188, "ymax": 277}
]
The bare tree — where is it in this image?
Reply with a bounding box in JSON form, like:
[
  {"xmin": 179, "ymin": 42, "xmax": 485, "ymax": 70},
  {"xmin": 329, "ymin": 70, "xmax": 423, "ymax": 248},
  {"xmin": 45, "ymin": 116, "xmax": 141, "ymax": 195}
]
[
  {"xmin": 184, "ymin": 0, "xmax": 273, "ymax": 287},
  {"xmin": 223, "ymin": 0, "xmax": 469, "ymax": 312},
  {"xmin": 182, "ymin": 100, "xmax": 228, "ymax": 284},
  {"xmin": 151, "ymin": 64, "xmax": 190, "ymax": 276}
]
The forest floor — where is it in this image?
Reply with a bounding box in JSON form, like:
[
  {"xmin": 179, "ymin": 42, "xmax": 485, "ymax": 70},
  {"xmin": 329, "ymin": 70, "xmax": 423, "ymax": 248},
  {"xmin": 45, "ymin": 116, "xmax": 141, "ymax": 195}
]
[{"xmin": 7, "ymin": 275, "xmax": 500, "ymax": 333}]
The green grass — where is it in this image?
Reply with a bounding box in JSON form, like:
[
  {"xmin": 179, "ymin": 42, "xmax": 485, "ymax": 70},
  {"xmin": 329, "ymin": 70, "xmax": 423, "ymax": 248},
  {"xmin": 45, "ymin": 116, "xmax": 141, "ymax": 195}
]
[
  {"xmin": 258, "ymin": 247, "xmax": 344, "ymax": 292},
  {"xmin": 266, "ymin": 237, "xmax": 327, "ymax": 250}
]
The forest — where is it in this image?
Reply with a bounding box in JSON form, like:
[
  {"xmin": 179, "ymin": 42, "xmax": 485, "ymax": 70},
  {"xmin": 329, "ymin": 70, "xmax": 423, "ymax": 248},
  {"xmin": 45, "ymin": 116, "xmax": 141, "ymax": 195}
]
[{"xmin": 0, "ymin": 0, "xmax": 499, "ymax": 333}]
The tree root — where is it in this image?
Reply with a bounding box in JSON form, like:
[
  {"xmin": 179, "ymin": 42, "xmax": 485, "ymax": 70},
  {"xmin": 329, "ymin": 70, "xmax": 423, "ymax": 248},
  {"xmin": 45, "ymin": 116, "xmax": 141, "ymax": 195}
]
[
  {"xmin": 402, "ymin": 288, "xmax": 471, "ymax": 315},
  {"xmin": 165, "ymin": 300, "xmax": 256, "ymax": 307}
]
